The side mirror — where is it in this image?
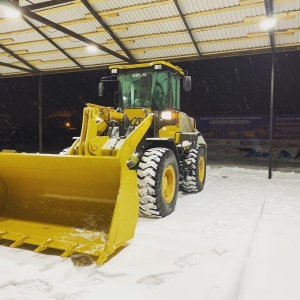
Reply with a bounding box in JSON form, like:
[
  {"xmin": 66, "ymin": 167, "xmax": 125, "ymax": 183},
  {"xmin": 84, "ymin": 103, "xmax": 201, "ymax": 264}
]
[
  {"xmin": 183, "ymin": 76, "xmax": 192, "ymax": 91},
  {"xmin": 98, "ymin": 82, "xmax": 104, "ymax": 96}
]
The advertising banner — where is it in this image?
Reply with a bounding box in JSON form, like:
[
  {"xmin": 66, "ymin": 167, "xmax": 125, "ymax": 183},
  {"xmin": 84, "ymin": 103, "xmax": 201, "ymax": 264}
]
[{"xmin": 194, "ymin": 114, "xmax": 300, "ymax": 147}]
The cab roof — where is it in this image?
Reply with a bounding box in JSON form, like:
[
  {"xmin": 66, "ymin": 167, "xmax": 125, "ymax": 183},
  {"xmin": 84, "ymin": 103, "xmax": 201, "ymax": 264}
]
[{"xmin": 109, "ymin": 61, "xmax": 184, "ymax": 75}]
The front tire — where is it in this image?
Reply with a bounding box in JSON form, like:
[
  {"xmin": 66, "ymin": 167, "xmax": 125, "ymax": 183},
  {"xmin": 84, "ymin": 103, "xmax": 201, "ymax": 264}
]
[
  {"xmin": 182, "ymin": 146, "xmax": 206, "ymax": 193},
  {"xmin": 137, "ymin": 147, "xmax": 179, "ymax": 218}
]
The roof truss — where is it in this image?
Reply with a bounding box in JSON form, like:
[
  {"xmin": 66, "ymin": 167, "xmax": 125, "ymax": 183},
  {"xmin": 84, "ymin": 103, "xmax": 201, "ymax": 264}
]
[{"xmin": 0, "ymin": 0, "xmax": 299, "ymax": 77}]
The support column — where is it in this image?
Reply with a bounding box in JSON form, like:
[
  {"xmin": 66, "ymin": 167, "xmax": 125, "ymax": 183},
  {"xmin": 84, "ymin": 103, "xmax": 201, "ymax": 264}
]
[
  {"xmin": 268, "ymin": 48, "xmax": 275, "ymax": 179},
  {"xmin": 38, "ymin": 75, "xmax": 43, "ymax": 153}
]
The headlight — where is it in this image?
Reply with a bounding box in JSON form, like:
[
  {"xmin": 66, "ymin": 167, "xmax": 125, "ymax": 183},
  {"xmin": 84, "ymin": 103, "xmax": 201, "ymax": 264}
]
[{"xmin": 161, "ymin": 111, "xmax": 172, "ymax": 120}]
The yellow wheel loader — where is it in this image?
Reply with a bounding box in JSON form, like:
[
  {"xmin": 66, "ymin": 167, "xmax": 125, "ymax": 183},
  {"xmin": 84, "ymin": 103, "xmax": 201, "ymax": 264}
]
[{"xmin": 0, "ymin": 61, "xmax": 207, "ymax": 264}]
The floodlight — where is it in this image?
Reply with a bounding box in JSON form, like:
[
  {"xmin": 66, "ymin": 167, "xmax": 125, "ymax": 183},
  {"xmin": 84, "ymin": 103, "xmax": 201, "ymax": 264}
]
[
  {"xmin": 259, "ymin": 18, "xmax": 277, "ymax": 31},
  {"xmin": 86, "ymin": 44, "xmax": 98, "ymax": 53}
]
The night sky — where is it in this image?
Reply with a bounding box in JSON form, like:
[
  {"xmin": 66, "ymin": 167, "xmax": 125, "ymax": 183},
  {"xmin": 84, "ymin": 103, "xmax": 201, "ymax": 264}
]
[{"xmin": 0, "ymin": 50, "xmax": 300, "ymax": 151}]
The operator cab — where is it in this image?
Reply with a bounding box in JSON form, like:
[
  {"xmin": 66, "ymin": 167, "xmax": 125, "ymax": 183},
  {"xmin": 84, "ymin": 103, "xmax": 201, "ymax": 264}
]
[{"xmin": 108, "ymin": 61, "xmax": 191, "ymax": 112}]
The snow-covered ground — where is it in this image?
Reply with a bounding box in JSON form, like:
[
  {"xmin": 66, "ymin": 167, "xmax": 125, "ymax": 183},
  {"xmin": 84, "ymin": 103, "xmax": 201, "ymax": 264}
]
[{"xmin": 0, "ymin": 166, "xmax": 300, "ymax": 300}]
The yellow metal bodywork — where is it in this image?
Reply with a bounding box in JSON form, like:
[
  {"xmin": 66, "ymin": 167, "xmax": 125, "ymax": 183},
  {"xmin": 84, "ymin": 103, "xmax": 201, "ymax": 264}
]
[
  {"xmin": 124, "ymin": 108, "xmax": 150, "ymax": 121},
  {"xmin": 159, "ymin": 124, "xmax": 181, "ymax": 144},
  {"xmin": 0, "ymin": 104, "xmax": 154, "ymax": 264},
  {"xmin": 199, "ymin": 156, "xmax": 205, "ymax": 183},
  {"xmin": 109, "ymin": 61, "xmax": 185, "ymax": 75},
  {"xmin": 162, "ymin": 165, "xmax": 176, "ymax": 204}
]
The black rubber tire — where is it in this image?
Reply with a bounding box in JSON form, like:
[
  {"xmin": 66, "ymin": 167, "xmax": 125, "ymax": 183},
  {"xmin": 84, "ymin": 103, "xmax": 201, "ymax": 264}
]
[
  {"xmin": 182, "ymin": 146, "xmax": 206, "ymax": 193},
  {"xmin": 137, "ymin": 147, "xmax": 179, "ymax": 218}
]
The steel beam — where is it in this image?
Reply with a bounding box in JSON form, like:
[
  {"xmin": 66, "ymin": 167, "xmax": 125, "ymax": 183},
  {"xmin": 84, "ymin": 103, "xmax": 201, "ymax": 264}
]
[
  {"xmin": 0, "ymin": 44, "xmax": 40, "ymax": 73},
  {"xmin": 173, "ymin": 0, "xmax": 202, "ymax": 58},
  {"xmin": 0, "ymin": 61, "xmax": 35, "ymax": 73},
  {"xmin": 22, "ymin": 16, "xmax": 84, "ymax": 70},
  {"xmin": 23, "ymin": 0, "xmax": 74, "ymax": 11},
  {"xmin": 2, "ymin": 0, "xmax": 131, "ymax": 63},
  {"xmin": 81, "ymin": 0, "xmax": 135, "ymax": 62}
]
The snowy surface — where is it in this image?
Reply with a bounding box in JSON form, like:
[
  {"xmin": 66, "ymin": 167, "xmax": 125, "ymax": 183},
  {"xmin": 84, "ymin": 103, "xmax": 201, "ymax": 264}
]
[{"xmin": 1, "ymin": 166, "xmax": 300, "ymax": 300}]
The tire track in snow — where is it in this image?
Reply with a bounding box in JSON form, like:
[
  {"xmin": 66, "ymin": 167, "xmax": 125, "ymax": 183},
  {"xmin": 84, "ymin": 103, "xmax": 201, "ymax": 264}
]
[
  {"xmin": 177, "ymin": 175, "xmax": 218, "ymax": 208},
  {"xmin": 0, "ymin": 278, "xmax": 87, "ymax": 300},
  {"xmin": 137, "ymin": 271, "xmax": 178, "ymax": 286},
  {"xmin": 207, "ymin": 183, "xmax": 268, "ymax": 300},
  {"xmin": 137, "ymin": 170, "xmax": 270, "ymax": 293}
]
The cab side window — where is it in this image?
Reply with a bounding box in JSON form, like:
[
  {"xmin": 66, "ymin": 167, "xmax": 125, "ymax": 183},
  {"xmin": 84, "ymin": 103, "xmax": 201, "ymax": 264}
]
[
  {"xmin": 170, "ymin": 74, "xmax": 180, "ymax": 110},
  {"xmin": 151, "ymin": 72, "xmax": 168, "ymax": 110}
]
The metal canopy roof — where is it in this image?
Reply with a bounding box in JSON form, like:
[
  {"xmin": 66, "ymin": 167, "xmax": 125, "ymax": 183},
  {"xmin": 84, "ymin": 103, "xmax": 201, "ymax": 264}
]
[{"xmin": 0, "ymin": 0, "xmax": 299, "ymax": 78}]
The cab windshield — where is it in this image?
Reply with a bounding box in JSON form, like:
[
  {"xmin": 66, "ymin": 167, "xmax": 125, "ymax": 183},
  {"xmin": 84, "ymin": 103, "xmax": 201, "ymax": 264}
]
[{"xmin": 119, "ymin": 71, "xmax": 169, "ymax": 110}]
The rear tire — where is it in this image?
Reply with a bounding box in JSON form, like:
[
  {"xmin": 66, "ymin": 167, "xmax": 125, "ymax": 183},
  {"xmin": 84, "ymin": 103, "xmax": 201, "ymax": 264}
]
[
  {"xmin": 137, "ymin": 147, "xmax": 179, "ymax": 218},
  {"xmin": 182, "ymin": 146, "xmax": 206, "ymax": 193}
]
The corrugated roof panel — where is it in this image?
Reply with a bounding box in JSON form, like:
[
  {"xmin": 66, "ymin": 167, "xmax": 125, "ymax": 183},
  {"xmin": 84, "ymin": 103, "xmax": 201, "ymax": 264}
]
[
  {"xmin": 119, "ymin": 20, "xmax": 185, "ymax": 38},
  {"xmin": 53, "ymin": 39, "xmax": 90, "ymax": 50},
  {"xmin": 77, "ymin": 56, "xmax": 123, "ymax": 66},
  {"xmin": 36, "ymin": 5, "xmax": 88, "ymax": 24},
  {"xmin": 274, "ymin": 0, "xmax": 300, "ymax": 13},
  {"xmin": 188, "ymin": 14, "xmax": 234, "ymax": 29},
  {"xmin": 96, "ymin": 0, "xmax": 183, "ymax": 27},
  {"xmin": 0, "ymin": 51, "xmax": 27, "ymax": 63},
  {"xmin": 64, "ymin": 21, "xmax": 102, "ymax": 36},
  {"xmin": 248, "ymin": 5, "xmax": 266, "ymax": 17},
  {"xmin": 20, "ymin": 0, "xmax": 51, "ymax": 4},
  {"xmin": 103, "ymin": 3, "xmax": 178, "ymax": 27},
  {"xmin": 128, "ymin": 33, "xmax": 192, "ymax": 50},
  {"xmin": 180, "ymin": 0, "xmax": 240, "ymax": 13},
  {"xmin": 23, "ymin": 17, "xmax": 49, "ymax": 28},
  {"xmin": 33, "ymin": 61, "xmax": 77, "ymax": 70},
  {"xmin": 8, "ymin": 43, "xmax": 58, "ymax": 53},
  {"xmin": 277, "ymin": 15, "xmax": 300, "ymax": 30},
  {"xmin": 0, "ymin": 18, "xmax": 31, "ymax": 34},
  {"xmin": 200, "ymin": 37, "xmax": 270, "ymax": 53},
  {"xmin": 85, "ymin": 33, "xmax": 115, "ymax": 46},
  {"xmin": 0, "ymin": 56, "xmax": 20, "ymax": 64},
  {"xmin": 15, "ymin": 21, "xmax": 113, "ymax": 49},
  {"xmin": 0, "ymin": 7, "xmax": 6, "ymax": 18},
  {"xmin": 3, "ymin": 31, "xmax": 52, "ymax": 45},
  {"xmin": 194, "ymin": 25, "xmax": 257, "ymax": 42},
  {"xmin": 0, "ymin": 66, "xmax": 25, "ymax": 75},
  {"xmin": 26, "ymin": 12, "xmax": 106, "ymax": 39},
  {"xmin": 52, "ymin": 40, "xmax": 121, "ymax": 57},
  {"xmin": 39, "ymin": 28, "xmax": 110, "ymax": 46},
  {"xmin": 276, "ymin": 32, "xmax": 300, "ymax": 45},
  {"xmin": 68, "ymin": 51, "xmax": 122, "ymax": 65},
  {"xmin": 68, "ymin": 49, "xmax": 108, "ymax": 59},
  {"xmin": 24, "ymin": 52, "xmax": 69, "ymax": 63},
  {"xmin": 187, "ymin": 7, "xmax": 265, "ymax": 30},
  {"xmin": 135, "ymin": 46, "xmax": 197, "ymax": 60},
  {"xmin": 29, "ymin": 21, "xmax": 102, "ymax": 39},
  {"xmin": 93, "ymin": 0, "xmax": 156, "ymax": 12},
  {"xmin": 32, "ymin": 28, "xmax": 66, "ymax": 39}
]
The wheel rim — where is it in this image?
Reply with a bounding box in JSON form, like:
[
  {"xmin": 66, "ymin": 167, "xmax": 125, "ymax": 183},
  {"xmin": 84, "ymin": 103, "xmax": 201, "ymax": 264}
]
[
  {"xmin": 162, "ymin": 165, "xmax": 176, "ymax": 204},
  {"xmin": 198, "ymin": 156, "xmax": 205, "ymax": 183}
]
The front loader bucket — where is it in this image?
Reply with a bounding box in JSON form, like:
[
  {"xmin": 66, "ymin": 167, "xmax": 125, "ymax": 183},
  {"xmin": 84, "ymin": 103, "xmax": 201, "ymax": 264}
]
[{"xmin": 0, "ymin": 152, "xmax": 139, "ymax": 263}]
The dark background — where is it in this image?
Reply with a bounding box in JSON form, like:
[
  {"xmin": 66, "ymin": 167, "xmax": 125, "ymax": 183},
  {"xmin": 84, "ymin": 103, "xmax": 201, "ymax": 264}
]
[{"xmin": 0, "ymin": 50, "xmax": 300, "ymax": 153}]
